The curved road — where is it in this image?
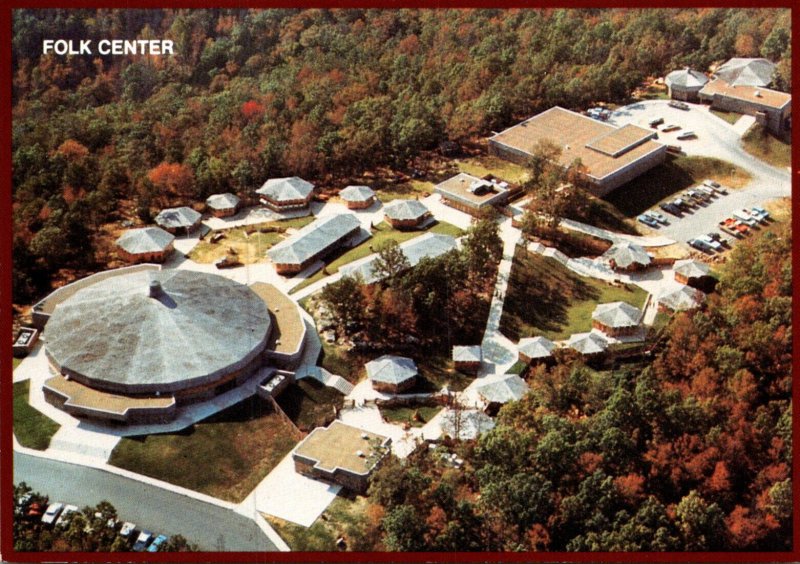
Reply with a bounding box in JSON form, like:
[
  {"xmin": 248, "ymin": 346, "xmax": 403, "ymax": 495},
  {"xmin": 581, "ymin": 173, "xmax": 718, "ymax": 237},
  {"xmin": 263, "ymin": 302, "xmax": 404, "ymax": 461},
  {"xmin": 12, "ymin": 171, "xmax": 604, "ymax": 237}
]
[{"xmin": 13, "ymin": 453, "xmax": 277, "ymax": 552}]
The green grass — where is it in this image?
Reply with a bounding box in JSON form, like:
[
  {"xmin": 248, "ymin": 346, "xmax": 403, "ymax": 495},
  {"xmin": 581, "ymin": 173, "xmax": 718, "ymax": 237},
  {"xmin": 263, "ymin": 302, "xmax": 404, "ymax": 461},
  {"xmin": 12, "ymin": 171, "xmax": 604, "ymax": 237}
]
[
  {"xmin": 505, "ymin": 361, "xmax": 528, "ymax": 375},
  {"xmin": 375, "ymin": 180, "xmax": 434, "ymax": 203},
  {"xmin": 604, "ymin": 155, "xmax": 752, "ymax": 218},
  {"xmin": 318, "ymin": 340, "xmax": 365, "ymax": 384},
  {"xmin": 414, "ymin": 353, "xmax": 474, "ymax": 393},
  {"xmin": 13, "ymin": 380, "xmax": 60, "ymax": 450},
  {"xmin": 109, "ymin": 396, "xmax": 298, "ymax": 502},
  {"xmin": 500, "ymin": 248, "xmax": 648, "ymax": 342},
  {"xmin": 710, "ymin": 108, "xmax": 742, "ymax": 125},
  {"xmin": 742, "ymin": 124, "xmax": 791, "ymax": 168},
  {"xmin": 379, "ymin": 404, "xmax": 442, "ymax": 427},
  {"xmin": 275, "ymin": 378, "xmax": 343, "ymax": 432},
  {"xmin": 13, "ymin": 358, "xmax": 22, "ymax": 370},
  {"xmin": 454, "ymin": 155, "xmax": 530, "ymax": 184},
  {"xmin": 265, "ymin": 494, "xmax": 378, "ymax": 551},
  {"xmin": 289, "ymin": 220, "xmax": 464, "ymax": 294},
  {"xmin": 634, "ymin": 84, "xmax": 669, "ymax": 101}
]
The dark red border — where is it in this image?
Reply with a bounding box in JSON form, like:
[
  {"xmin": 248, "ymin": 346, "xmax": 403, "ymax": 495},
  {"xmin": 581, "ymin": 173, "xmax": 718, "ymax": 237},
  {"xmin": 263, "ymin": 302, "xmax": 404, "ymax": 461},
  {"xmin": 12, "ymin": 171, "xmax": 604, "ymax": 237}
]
[{"xmin": 2, "ymin": 2, "xmax": 798, "ymax": 563}]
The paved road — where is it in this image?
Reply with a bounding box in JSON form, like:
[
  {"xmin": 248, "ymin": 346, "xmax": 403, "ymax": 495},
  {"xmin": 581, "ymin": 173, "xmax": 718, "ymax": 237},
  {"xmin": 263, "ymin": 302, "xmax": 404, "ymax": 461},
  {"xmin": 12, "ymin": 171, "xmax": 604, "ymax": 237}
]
[
  {"xmin": 608, "ymin": 100, "xmax": 791, "ymax": 244},
  {"xmin": 14, "ymin": 453, "xmax": 277, "ymax": 552}
]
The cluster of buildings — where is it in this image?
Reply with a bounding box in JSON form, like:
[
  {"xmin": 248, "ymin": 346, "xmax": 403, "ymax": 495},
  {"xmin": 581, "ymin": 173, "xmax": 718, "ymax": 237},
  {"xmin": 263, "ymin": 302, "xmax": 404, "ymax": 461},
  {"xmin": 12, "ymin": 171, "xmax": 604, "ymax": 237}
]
[{"xmin": 666, "ymin": 57, "xmax": 791, "ymax": 135}]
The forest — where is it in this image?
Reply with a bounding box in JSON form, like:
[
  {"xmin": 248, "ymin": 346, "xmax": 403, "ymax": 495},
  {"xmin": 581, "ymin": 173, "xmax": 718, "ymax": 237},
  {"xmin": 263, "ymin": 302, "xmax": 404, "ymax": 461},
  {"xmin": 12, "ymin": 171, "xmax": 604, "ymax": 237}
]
[
  {"xmin": 11, "ymin": 8, "xmax": 792, "ymax": 303},
  {"xmin": 360, "ymin": 221, "xmax": 792, "ymax": 552}
]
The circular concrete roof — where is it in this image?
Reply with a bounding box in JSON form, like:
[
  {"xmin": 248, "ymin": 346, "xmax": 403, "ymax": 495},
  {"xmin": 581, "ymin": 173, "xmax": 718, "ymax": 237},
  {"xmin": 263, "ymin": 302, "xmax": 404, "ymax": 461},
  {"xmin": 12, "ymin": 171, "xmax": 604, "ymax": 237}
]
[{"xmin": 45, "ymin": 270, "xmax": 271, "ymax": 394}]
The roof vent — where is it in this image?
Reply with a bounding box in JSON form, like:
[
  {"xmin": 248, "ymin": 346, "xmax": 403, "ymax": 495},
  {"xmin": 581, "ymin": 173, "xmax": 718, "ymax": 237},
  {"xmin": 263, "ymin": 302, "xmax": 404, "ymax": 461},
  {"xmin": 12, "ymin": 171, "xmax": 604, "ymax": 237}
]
[
  {"xmin": 356, "ymin": 450, "xmax": 365, "ymax": 457},
  {"xmin": 754, "ymin": 90, "xmax": 762, "ymax": 97},
  {"xmin": 149, "ymin": 280, "xmax": 163, "ymax": 298},
  {"xmin": 361, "ymin": 433, "xmax": 369, "ymax": 440}
]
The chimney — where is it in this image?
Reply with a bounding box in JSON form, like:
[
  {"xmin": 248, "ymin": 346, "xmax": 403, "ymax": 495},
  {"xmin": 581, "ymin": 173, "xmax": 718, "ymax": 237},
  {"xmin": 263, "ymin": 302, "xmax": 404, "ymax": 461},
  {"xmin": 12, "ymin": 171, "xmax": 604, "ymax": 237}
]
[{"xmin": 149, "ymin": 280, "xmax": 164, "ymax": 298}]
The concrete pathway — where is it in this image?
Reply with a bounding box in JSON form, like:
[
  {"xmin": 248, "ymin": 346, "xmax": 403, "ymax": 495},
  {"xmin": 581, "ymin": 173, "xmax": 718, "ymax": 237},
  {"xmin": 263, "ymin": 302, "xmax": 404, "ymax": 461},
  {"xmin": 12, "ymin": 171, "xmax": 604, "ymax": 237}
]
[
  {"xmin": 732, "ymin": 114, "xmax": 757, "ymax": 137},
  {"xmin": 203, "ymin": 206, "xmax": 310, "ymax": 231},
  {"xmin": 560, "ymin": 218, "xmax": 675, "ymax": 247},
  {"xmin": 242, "ymin": 451, "xmax": 342, "ymax": 528}
]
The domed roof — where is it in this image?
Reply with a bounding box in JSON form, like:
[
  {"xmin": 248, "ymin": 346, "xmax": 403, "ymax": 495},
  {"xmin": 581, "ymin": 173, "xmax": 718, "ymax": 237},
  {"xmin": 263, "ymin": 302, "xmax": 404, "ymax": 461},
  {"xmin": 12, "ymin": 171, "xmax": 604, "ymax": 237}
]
[
  {"xmin": 116, "ymin": 227, "xmax": 174, "ymax": 255},
  {"xmin": 665, "ymin": 68, "xmax": 709, "ymax": 90},
  {"xmin": 45, "ymin": 270, "xmax": 271, "ymax": 394},
  {"xmin": 714, "ymin": 58, "xmax": 775, "ymax": 87}
]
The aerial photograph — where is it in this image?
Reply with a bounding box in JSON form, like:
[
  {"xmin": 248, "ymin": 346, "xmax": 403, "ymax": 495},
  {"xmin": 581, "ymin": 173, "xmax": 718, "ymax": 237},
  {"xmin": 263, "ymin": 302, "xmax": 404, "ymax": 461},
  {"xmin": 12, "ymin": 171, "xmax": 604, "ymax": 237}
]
[{"xmin": 7, "ymin": 7, "xmax": 792, "ymax": 557}]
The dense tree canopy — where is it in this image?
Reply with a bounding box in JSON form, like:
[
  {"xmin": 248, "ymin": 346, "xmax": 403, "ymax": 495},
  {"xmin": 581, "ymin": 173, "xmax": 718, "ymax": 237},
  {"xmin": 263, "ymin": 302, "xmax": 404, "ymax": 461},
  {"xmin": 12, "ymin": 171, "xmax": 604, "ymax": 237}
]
[
  {"xmin": 366, "ymin": 221, "xmax": 792, "ymax": 551},
  {"xmin": 11, "ymin": 8, "xmax": 791, "ymax": 302}
]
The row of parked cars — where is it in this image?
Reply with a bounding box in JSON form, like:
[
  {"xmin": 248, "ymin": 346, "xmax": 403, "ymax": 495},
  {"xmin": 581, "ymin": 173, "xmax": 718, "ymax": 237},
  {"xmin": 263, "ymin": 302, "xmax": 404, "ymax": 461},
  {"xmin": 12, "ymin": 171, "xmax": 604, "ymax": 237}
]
[
  {"xmin": 638, "ymin": 179, "xmax": 727, "ymax": 229},
  {"xmin": 23, "ymin": 495, "xmax": 169, "ymax": 552}
]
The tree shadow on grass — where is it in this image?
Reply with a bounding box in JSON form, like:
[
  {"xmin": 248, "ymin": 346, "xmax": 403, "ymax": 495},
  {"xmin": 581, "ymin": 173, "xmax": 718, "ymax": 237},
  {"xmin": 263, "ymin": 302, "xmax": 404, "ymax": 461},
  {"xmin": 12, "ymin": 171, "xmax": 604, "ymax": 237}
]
[{"xmin": 605, "ymin": 157, "xmax": 696, "ymax": 218}]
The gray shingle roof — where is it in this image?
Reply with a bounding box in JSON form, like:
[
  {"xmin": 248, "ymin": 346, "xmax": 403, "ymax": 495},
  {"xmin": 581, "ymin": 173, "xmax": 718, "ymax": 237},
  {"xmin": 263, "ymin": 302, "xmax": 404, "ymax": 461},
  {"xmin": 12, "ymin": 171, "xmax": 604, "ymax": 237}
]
[
  {"xmin": 658, "ymin": 286, "xmax": 705, "ymax": 311},
  {"xmin": 267, "ymin": 214, "xmax": 361, "ymax": 266},
  {"xmin": 154, "ymin": 207, "xmax": 202, "ymax": 230},
  {"xmin": 441, "ymin": 409, "xmax": 495, "ymax": 440},
  {"xmin": 340, "ymin": 233, "xmax": 458, "ymax": 285},
  {"xmin": 603, "ymin": 242, "xmax": 651, "ymax": 269},
  {"xmin": 115, "ymin": 227, "xmax": 174, "ymax": 255},
  {"xmin": 715, "ymin": 58, "xmax": 775, "ymax": 87},
  {"xmin": 592, "ymin": 301, "xmax": 641, "ymax": 328},
  {"xmin": 44, "ymin": 270, "xmax": 271, "ymax": 394},
  {"xmin": 256, "ymin": 177, "xmax": 315, "ymax": 202},
  {"xmin": 674, "ymin": 259, "xmax": 710, "ymax": 279},
  {"xmin": 453, "ymin": 345, "xmax": 482, "ymax": 363},
  {"xmin": 365, "ymin": 355, "xmax": 418, "ymax": 385},
  {"xmin": 384, "ymin": 199, "xmax": 430, "ymax": 221},
  {"xmin": 340, "ymin": 185, "xmax": 376, "ymax": 203},
  {"xmin": 518, "ymin": 336, "xmax": 556, "ymax": 360},
  {"xmin": 665, "ymin": 68, "xmax": 709, "ymax": 89},
  {"xmin": 567, "ymin": 332, "xmax": 608, "ymax": 355},
  {"xmin": 206, "ymin": 193, "xmax": 240, "ymax": 210},
  {"xmin": 476, "ymin": 375, "xmax": 529, "ymax": 404}
]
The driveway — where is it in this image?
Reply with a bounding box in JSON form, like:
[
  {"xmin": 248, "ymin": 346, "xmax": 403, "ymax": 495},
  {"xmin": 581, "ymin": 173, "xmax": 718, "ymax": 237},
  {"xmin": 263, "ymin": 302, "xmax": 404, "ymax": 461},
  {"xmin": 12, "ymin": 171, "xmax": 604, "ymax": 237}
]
[
  {"xmin": 609, "ymin": 100, "xmax": 790, "ymax": 244},
  {"xmin": 13, "ymin": 453, "xmax": 278, "ymax": 552}
]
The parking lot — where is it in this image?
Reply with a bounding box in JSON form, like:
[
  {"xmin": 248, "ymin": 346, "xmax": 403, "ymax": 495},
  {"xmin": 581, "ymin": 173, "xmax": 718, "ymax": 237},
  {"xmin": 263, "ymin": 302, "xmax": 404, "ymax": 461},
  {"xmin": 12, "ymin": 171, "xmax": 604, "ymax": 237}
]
[{"xmin": 608, "ymin": 100, "xmax": 791, "ymax": 251}]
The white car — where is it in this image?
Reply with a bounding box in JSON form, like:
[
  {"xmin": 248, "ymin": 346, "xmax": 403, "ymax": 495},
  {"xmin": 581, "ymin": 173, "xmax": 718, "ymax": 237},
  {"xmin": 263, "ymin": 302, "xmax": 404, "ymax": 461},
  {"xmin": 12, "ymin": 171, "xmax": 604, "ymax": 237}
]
[
  {"xmin": 645, "ymin": 210, "xmax": 668, "ymax": 224},
  {"xmin": 41, "ymin": 502, "xmax": 64, "ymax": 525},
  {"xmin": 56, "ymin": 504, "xmax": 79, "ymax": 527},
  {"xmin": 696, "ymin": 186, "xmax": 715, "ymax": 198},
  {"xmin": 677, "ymin": 131, "xmax": 696, "ymax": 140},
  {"xmin": 732, "ymin": 210, "xmax": 758, "ymax": 227},
  {"xmin": 697, "ymin": 234, "xmax": 722, "ymax": 251},
  {"xmin": 120, "ymin": 521, "xmax": 137, "ymax": 538},
  {"xmin": 747, "ymin": 208, "xmax": 769, "ymax": 223}
]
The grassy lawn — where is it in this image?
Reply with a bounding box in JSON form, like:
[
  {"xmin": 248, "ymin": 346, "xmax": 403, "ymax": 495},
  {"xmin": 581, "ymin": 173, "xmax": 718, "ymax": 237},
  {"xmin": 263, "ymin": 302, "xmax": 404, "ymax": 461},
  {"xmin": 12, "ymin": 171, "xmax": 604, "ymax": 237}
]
[
  {"xmin": 375, "ymin": 180, "xmax": 434, "ymax": 202},
  {"xmin": 499, "ymin": 248, "xmax": 648, "ymax": 342},
  {"xmin": 265, "ymin": 493, "xmax": 379, "ymax": 551},
  {"xmin": 13, "ymin": 380, "xmax": 60, "ymax": 450},
  {"xmin": 289, "ymin": 220, "xmax": 464, "ymax": 294},
  {"xmin": 13, "ymin": 358, "xmax": 22, "ymax": 370},
  {"xmin": 275, "ymin": 378, "xmax": 343, "ymax": 432},
  {"xmin": 109, "ymin": 395, "xmax": 298, "ymax": 502},
  {"xmin": 633, "ymin": 84, "xmax": 669, "ymax": 101},
  {"xmin": 454, "ymin": 155, "xmax": 530, "ymax": 184},
  {"xmin": 189, "ymin": 217, "xmax": 315, "ymax": 264},
  {"xmin": 414, "ymin": 353, "xmax": 474, "ymax": 393},
  {"xmin": 742, "ymin": 124, "xmax": 791, "ymax": 168},
  {"xmin": 604, "ymin": 155, "xmax": 752, "ymax": 218},
  {"xmin": 710, "ymin": 108, "xmax": 742, "ymax": 125},
  {"xmin": 319, "ymin": 340, "xmax": 366, "ymax": 384},
  {"xmin": 505, "ymin": 361, "xmax": 528, "ymax": 375},
  {"xmin": 379, "ymin": 404, "xmax": 442, "ymax": 428}
]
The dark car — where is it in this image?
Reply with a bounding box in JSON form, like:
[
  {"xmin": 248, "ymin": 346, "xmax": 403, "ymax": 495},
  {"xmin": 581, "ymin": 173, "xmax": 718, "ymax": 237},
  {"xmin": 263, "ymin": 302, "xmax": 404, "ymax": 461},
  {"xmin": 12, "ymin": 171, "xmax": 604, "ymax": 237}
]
[
  {"xmin": 648, "ymin": 117, "xmax": 664, "ymax": 128},
  {"xmin": 659, "ymin": 202, "xmax": 681, "ymax": 216},
  {"xmin": 133, "ymin": 530, "xmax": 153, "ymax": 552},
  {"xmin": 688, "ymin": 238, "xmax": 715, "ymax": 253}
]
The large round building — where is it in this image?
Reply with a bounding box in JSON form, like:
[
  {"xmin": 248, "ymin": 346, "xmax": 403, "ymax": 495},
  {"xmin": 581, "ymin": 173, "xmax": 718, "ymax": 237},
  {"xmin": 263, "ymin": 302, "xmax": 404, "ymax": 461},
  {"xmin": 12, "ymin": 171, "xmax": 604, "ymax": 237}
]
[{"xmin": 42, "ymin": 269, "xmax": 273, "ymax": 425}]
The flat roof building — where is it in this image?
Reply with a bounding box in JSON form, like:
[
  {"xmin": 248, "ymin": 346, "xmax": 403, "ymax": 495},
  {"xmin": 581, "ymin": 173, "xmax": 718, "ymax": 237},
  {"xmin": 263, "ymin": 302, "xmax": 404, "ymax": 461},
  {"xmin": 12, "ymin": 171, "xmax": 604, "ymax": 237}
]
[
  {"xmin": 293, "ymin": 421, "xmax": 391, "ymax": 494},
  {"xmin": 115, "ymin": 227, "xmax": 175, "ymax": 263},
  {"xmin": 699, "ymin": 78, "xmax": 791, "ymax": 135},
  {"xmin": 267, "ymin": 213, "xmax": 362, "ymax": 275},
  {"xmin": 257, "ymin": 177, "xmax": 315, "ymax": 212},
  {"xmin": 154, "ymin": 206, "xmax": 202, "ymax": 235},
  {"xmin": 434, "ymin": 173, "xmax": 514, "ymax": 216},
  {"xmin": 488, "ymin": 107, "xmax": 667, "ymax": 197}
]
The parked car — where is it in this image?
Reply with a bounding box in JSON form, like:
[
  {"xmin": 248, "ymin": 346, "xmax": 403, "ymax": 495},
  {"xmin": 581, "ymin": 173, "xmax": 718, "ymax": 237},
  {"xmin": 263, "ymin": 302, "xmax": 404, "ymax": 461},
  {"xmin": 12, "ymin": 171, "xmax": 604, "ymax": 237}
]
[
  {"xmin": 688, "ymin": 238, "xmax": 716, "ymax": 253},
  {"xmin": 214, "ymin": 255, "xmax": 241, "ymax": 269},
  {"xmin": 751, "ymin": 205, "xmax": 769, "ymax": 219},
  {"xmin": 133, "ymin": 530, "xmax": 154, "ymax": 552},
  {"xmin": 673, "ymin": 197, "xmax": 692, "ymax": 210},
  {"xmin": 748, "ymin": 207, "xmax": 769, "ymax": 223},
  {"xmin": 645, "ymin": 210, "xmax": 668, "ymax": 224},
  {"xmin": 648, "ymin": 117, "xmax": 664, "ymax": 128},
  {"xmin": 677, "ymin": 131, "xmax": 696, "ymax": 140},
  {"xmin": 732, "ymin": 210, "xmax": 759, "ymax": 227},
  {"xmin": 119, "ymin": 522, "xmax": 136, "ymax": 539},
  {"xmin": 696, "ymin": 186, "xmax": 716, "ymax": 198},
  {"xmin": 719, "ymin": 219, "xmax": 743, "ymax": 238},
  {"xmin": 26, "ymin": 502, "xmax": 45, "ymax": 520},
  {"xmin": 637, "ymin": 214, "xmax": 660, "ymax": 228},
  {"xmin": 685, "ymin": 190, "xmax": 706, "ymax": 203},
  {"xmin": 661, "ymin": 124, "xmax": 681, "ymax": 132},
  {"xmin": 148, "ymin": 534, "xmax": 169, "ymax": 552},
  {"xmin": 659, "ymin": 202, "xmax": 681, "ymax": 216},
  {"xmin": 666, "ymin": 144, "xmax": 683, "ymax": 155},
  {"xmin": 697, "ymin": 234, "xmax": 723, "ymax": 251},
  {"xmin": 42, "ymin": 502, "xmax": 64, "ymax": 525},
  {"xmin": 55, "ymin": 505, "xmax": 79, "ymax": 528},
  {"xmin": 669, "ymin": 100, "xmax": 690, "ymax": 110},
  {"xmin": 703, "ymin": 179, "xmax": 728, "ymax": 195}
]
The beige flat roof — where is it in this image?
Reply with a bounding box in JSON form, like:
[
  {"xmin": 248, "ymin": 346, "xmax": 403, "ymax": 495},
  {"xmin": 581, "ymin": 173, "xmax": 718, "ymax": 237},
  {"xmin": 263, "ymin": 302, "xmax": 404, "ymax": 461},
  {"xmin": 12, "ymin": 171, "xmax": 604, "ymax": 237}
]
[
  {"xmin": 44, "ymin": 376, "xmax": 174, "ymax": 415},
  {"xmin": 489, "ymin": 107, "xmax": 664, "ymax": 180},
  {"xmin": 294, "ymin": 421, "xmax": 389, "ymax": 475},
  {"xmin": 249, "ymin": 282, "xmax": 305, "ymax": 354},
  {"xmin": 435, "ymin": 173, "xmax": 507, "ymax": 205},
  {"xmin": 700, "ymin": 79, "xmax": 791, "ymax": 110}
]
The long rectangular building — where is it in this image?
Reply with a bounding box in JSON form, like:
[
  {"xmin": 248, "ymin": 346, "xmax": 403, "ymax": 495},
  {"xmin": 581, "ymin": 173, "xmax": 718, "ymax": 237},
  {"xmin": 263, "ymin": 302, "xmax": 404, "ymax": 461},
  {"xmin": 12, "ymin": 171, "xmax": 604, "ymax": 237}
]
[
  {"xmin": 699, "ymin": 79, "xmax": 791, "ymax": 136},
  {"xmin": 267, "ymin": 213, "xmax": 363, "ymax": 274},
  {"xmin": 488, "ymin": 106, "xmax": 667, "ymax": 197}
]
